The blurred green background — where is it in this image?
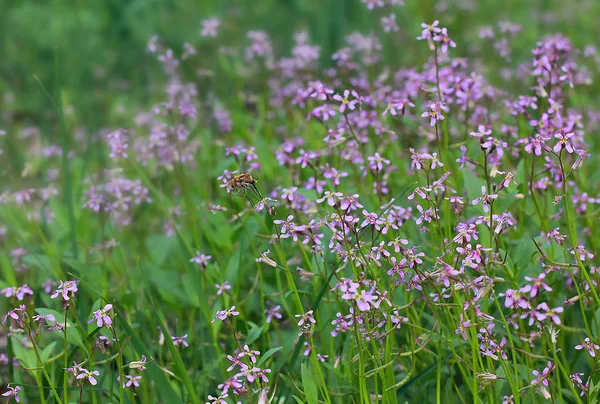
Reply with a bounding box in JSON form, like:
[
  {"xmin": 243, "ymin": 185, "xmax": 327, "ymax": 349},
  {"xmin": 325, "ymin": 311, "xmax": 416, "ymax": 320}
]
[{"xmin": 0, "ymin": 0, "xmax": 598, "ymax": 127}]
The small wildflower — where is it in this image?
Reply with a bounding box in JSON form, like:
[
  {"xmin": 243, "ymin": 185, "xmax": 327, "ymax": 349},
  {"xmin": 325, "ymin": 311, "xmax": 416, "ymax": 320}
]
[
  {"xmin": 264, "ymin": 302, "xmax": 282, "ymax": 323},
  {"xmin": 77, "ymin": 368, "xmax": 100, "ymax": 385},
  {"xmin": 575, "ymin": 337, "xmax": 599, "ymax": 358},
  {"xmin": 421, "ymin": 101, "xmax": 447, "ymax": 126},
  {"xmin": 432, "ymin": 28, "xmax": 456, "ymax": 53},
  {"xmin": 332, "ymin": 90, "xmax": 360, "ymax": 113},
  {"xmin": 201, "ymin": 18, "xmax": 220, "ymax": 37},
  {"xmin": 472, "ymin": 186, "xmax": 498, "ymax": 213},
  {"xmin": 50, "ymin": 280, "xmax": 79, "ymax": 301},
  {"xmin": 206, "ymin": 394, "xmax": 228, "ymax": 404},
  {"xmin": 119, "ymin": 375, "xmax": 142, "ymax": 388},
  {"xmin": 128, "ymin": 355, "xmax": 151, "ymax": 371},
  {"xmin": 215, "ymin": 281, "xmax": 231, "ymax": 295},
  {"xmin": 88, "ymin": 304, "xmax": 113, "ymax": 328},
  {"xmin": 256, "ymin": 249, "xmax": 277, "ymax": 267},
  {"xmin": 2, "ymin": 385, "xmax": 21, "ymax": 402},
  {"xmin": 212, "ymin": 306, "xmax": 240, "ymax": 323},
  {"xmin": 553, "ymin": 132, "xmax": 575, "ymax": 154},
  {"xmin": 190, "ymin": 252, "xmax": 212, "ymax": 269},
  {"xmin": 171, "ymin": 334, "xmax": 189, "ymax": 347}
]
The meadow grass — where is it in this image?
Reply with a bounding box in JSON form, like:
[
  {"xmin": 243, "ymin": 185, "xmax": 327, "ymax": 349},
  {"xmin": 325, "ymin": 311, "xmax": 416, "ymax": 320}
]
[{"xmin": 1, "ymin": 1, "xmax": 600, "ymax": 403}]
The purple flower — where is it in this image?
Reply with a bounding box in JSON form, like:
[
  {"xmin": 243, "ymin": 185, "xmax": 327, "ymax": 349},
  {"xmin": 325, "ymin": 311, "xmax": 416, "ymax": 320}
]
[
  {"xmin": 238, "ymin": 345, "xmax": 260, "ymax": 363},
  {"xmin": 264, "ymin": 302, "xmax": 282, "ymax": 323},
  {"xmin": 50, "ymin": 280, "xmax": 79, "ymax": 301},
  {"xmin": 381, "ymin": 14, "xmax": 399, "ymax": 33},
  {"xmin": 421, "ymin": 101, "xmax": 446, "ymax": 126},
  {"xmin": 77, "ymin": 368, "xmax": 100, "ymax": 385},
  {"xmin": 237, "ymin": 367, "xmax": 271, "ymax": 384},
  {"xmin": 1, "ymin": 285, "xmax": 34, "ymax": 301},
  {"xmin": 471, "ymin": 186, "xmax": 498, "ymax": 213},
  {"xmin": 432, "ymin": 28, "xmax": 456, "ymax": 53},
  {"xmin": 367, "ymin": 153, "xmax": 390, "ymax": 171},
  {"xmin": 119, "ymin": 375, "xmax": 142, "ymax": 388},
  {"xmin": 571, "ymin": 245, "xmax": 593, "ymax": 261},
  {"xmin": 355, "ymin": 289, "xmax": 377, "ymax": 312},
  {"xmin": 570, "ymin": 373, "xmax": 589, "ymax": 397},
  {"xmin": 200, "ymin": 18, "xmax": 220, "ymax": 37},
  {"xmin": 206, "ymin": 393, "xmax": 229, "ymax": 404},
  {"xmin": 417, "ymin": 20, "xmax": 441, "ymax": 42},
  {"xmin": 553, "ymin": 132, "xmax": 575, "ymax": 153},
  {"xmin": 172, "ymin": 334, "xmax": 189, "ymax": 347},
  {"xmin": 308, "ymin": 81, "xmax": 333, "ymax": 101},
  {"xmin": 481, "ymin": 136, "xmax": 508, "ymax": 157},
  {"xmin": 32, "ymin": 313, "xmax": 56, "ymax": 325},
  {"xmin": 339, "ymin": 194, "xmax": 363, "ymax": 211},
  {"xmin": 332, "ymin": 90, "xmax": 360, "ymax": 113},
  {"xmin": 215, "ymin": 281, "xmax": 231, "ymax": 295},
  {"xmin": 521, "ymin": 273, "xmax": 552, "ymax": 298},
  {"xmin": 218, "ymin": 377, "xmax": 243, "ymax": 395},
  {"xmin": 295, "ymin": 310, "xmax": 316, "ymax": 326},
  {"xmin": 531, "ymin": 362, "xmax": 554, "ymax": 387},
  {"xmin": 2, "ymin": 385, "xmax": 21, "ymax": 402},
  {"xmin": 316, "ymin": 191, "xmax": 343, "ymax": 206},
  {"xmin": 212, "ymin": 306, "xmax": 240, "ymax": 323},
  {"xmin": 88, "ymin": 304, "xmax": 113, "ymax": 328},
  {"xmin": 106, "ymin": 129, "xmax": 129, "ymax": 160},
  {"xmin": 575, "ymin": 337, "xmax": 599, "ymax": 358},
  {"xmin": 190, "ymin": 252, "xmax": 212, "ymax": 269},
  {"xmin": 2, "ymin": 305, "xmax": 26, "ymax": 328}
]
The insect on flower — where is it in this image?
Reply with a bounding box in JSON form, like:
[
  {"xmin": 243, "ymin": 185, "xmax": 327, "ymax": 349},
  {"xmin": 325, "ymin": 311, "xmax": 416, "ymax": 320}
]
[{"xmin": 226, "ymin": 173, "xmax": 266, "ymax": 208}]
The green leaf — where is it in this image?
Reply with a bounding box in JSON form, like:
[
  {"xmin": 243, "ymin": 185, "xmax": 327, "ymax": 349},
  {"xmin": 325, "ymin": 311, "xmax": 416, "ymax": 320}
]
[
  {"xmin": 246, "ymin": 324, "xmax": 264, "ymax": 345},
  {"xmin": 116, "ymin": 313, "xmax": 180, "ymax": 402},
  {"xmin": 181, "ymin": 273, "xmax": 201, "ymax": 307},
  {"xmin": 146, "ymin": 234, "xmax": 178, "ymax": 266},
  {"xmin": 462, "ymin": 169, "xmax": 487, "ymax": 202},
  {"xmin": 35, "ymin": 308, "xmax": 86, "ymax": 349},
  {"xmin": 22, "ymin": 254, "xmax": 54, "ymax": 276},
  {"xmin": 12, "ymin": 337, "xmax": 37, "ymax": 370},
  {"xmin": 146, "ymin": 263, "xmax": 192, "ymax": 306},
  {"xmin": 40, "ymin": 341, "xmax": 57, "ymax": 362},
  {"xmin": 149, "ymin": 292, "xmax": 200, "ymax": 404},
  {"xmin": 257, "ymin": 346, "xmax": 282, "ymax": 367},
  {"xmin": 292, "ymin": 396, "xmax": 304, "ymax": 404},
  {"xmin": 301, "ymin": 363, "xmax": 319, "ymax": 404},
  {"xmin": 63, "ymin": 257, "xmax": 85, "ymax": 275}
]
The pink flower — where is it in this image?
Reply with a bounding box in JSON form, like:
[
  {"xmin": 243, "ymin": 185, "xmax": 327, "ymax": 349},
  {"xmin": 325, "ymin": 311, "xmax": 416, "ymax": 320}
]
[
  {"xmin": 77, "ymin": 368, "xmax": 100, "ymax": 385},
  {"xmin": 295, "ymin": 310, "xmax": 316, "ymax": 326},
  {"xmin": 332, "ymin": 90, "xmax": 360, "ymax": 113},
  {"xmin": 206, "ymin": 393, "xmax": 229, "ymax": 404},
  {"xmin": 471, "ymin": 186, "xmax": 498, "ymax": 213},
  {"xmin": 190, "ymin": 252, "xmax": 212, "ymax": 269},
  {"xmin": 432, "ymin": 28, "xmax": 456, "ymax": 53},
  {"xmin": 171, "ymin": 334, "xmax": 189, "ymax": 347},
  {"xmin": 212, "ymin": 306, "xmax": 240, "ymax": 323},
  {"xmin": 421, "ymin": 101, "xmax": 447, "ymax": 126},
  {"xmin": 50, "ymin": 280, "xmax": 79, "ymax": 301},
  {"xmin": 201, "ymin": 18, "xmax": 220, "ymax": 37},
  {"xmin": 575, "ymin": 337, "xmax": 599, "ymax": 358},
  {"xmin": 417, "ymin": 21, "xmax": 441, "ymax": 41},
  {"xmin": 553, "ymin": 132, "xmax": 575, "ymax": 154},
  {"xmin": 88, "ymin": 304, "xmax": 113, "ymax": 328},
  {"xmin": 469, "ymin": 125, "xmax": 492, "ymax": 138},
  {"xmin": 571, "ymin": 245, "xmax": 594, "ymax": 261},
  {"xmin": 2, "ymin": 385, "xmax": 21, "ymax": 402},
  {"xmin": 316, "ymin": 191, "xmax": 343, "ymax": 206},
  {"xmin": 381, "ymin": 14, "xmax": 399, "ymax": 33}
]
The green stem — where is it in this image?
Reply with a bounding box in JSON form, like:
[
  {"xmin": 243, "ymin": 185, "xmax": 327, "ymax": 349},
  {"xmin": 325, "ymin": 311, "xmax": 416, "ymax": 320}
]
[{"xmin": 27, "ymin": 327, "xmax": 64, "ymax": 404}]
